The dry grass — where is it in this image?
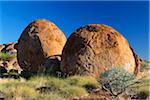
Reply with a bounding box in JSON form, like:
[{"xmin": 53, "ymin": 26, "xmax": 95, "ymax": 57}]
[{"xmin": 0, "ymin": 75, "xmax": 99, "ymax": 100}]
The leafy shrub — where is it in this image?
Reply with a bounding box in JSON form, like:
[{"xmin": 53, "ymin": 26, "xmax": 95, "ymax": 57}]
[
  {"xmin": 99, "ymin": 67, "xmax": 135, "ymax": 96},
  {"xmin": 0, "ymin": 52, "xmax": 11, "ymax": 60},
  {"xmin": 0, "ymin": 52, "xmax": 16, "ymax": 60}
]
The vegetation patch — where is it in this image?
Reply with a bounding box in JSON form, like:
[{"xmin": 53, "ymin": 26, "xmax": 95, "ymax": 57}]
[
  {"xmin": 0, "ymin": 52, "xmax": 16, "ymax": 60},
  {"xmin": 0, "ymin": 75, "xmax": 99, "ymax": 99},
  {"xmin": 0, "ymin": 60, "xmax": 149, "ymax": 99},
  {"xmin": 99, "ymin": 67, "xmax": 136, "ymax": 96},
  {"xmin": 140, "ymin": 60, "xmax": 150, "ymax": 72}
]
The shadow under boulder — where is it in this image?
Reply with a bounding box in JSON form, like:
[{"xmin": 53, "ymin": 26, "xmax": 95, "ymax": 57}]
[
  {"xmin": 42, "ymin": 55, "xmax": 62, "ymax": 75},
  {"xmin": 20, "ymin": 55, "xmax": 62, "ymax": 79}
]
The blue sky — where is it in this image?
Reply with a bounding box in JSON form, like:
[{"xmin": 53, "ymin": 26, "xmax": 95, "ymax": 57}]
[{"xmin": 0, "ymin": 1, "xmax": 149, "ymax": 60}]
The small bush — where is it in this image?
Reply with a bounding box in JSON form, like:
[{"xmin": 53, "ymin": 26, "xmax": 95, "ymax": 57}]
[
  {"xmin": 99, "ymin": 67, "xmax": 135, "ymax": 96},
  {"xmin": 0, "ymin": 52, "xmax": 16, "ymax": 60},
  {"xmin": 0, "ymin": 52, "xmax": 11, "ymax": 60}
]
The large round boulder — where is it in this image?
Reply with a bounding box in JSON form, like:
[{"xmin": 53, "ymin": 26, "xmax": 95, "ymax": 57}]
[
  {"xmin": 60, "ymin": 24, "xmax": 140, "ymax": 78},
  {"xmin": 15, "ymin": 19, "xmax": 66, "ymax": 72}
]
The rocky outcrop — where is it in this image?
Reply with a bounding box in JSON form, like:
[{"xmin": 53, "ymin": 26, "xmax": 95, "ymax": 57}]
[
  {"xmin": 60, "ymin": 24, "xmax": 140, "ymax": 78},
  {"xmin": 15, "ymin": 19, "xmax": 66, "ymax": 72},
  {"xmin": 0, "ymin": 42, "xmax": 21, "ymax": 73},
  {"xmin": 0, "ymin": 42, "xmax": 16, "ymax": 55},
  {"xmin": 0, "ymin": 45, "xmax": 5, "ymax": 51}
]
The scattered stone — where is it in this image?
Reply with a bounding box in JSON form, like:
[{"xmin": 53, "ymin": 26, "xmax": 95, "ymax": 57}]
[
  {"xmin": 71, "ymin": 89, "xmax": 112, "ymax": 100},
  {"xmin": 117, "ymin": 87, "xmax": 149, "ymax": 100},
  {"xmin": 16, "ymin": 19, "xmax": 66, "ymax": 72},
  {"xmin": 20, "ymin": 70, "xmax": 36, "ymax": 79},
  {"xmin": 0, "ymin": 42, "xmax": 21, "ymax": 73},
  {"xmin": 0, "ymin": 91, "xmax": 4, "ymax": 100},
  {"xmin": 0, "ymin": 66, "xmax": 7, "ymax": 74},
  {"xmin": 36, "ymin": 86, "xmax": 59, "ymax": 93},
  {"xmin": 60, "ymin": 24, "xmax": 140, "ymax": 78},
  {"xmin": 1, "ymin": 42, "xmax": 17, "ymax": 55},
  {"xmin": 9, "ymin": 69, "xmax": 18, "ymax": 73}
]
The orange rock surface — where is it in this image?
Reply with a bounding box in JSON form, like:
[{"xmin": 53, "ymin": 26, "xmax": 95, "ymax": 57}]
[
  {"xmin": 16, "ymin": 19, "xmax": 66, "ymax": 72},
  {"xmin": 60, "ymin": 24, "xmax": 140, "ymax": 78}
]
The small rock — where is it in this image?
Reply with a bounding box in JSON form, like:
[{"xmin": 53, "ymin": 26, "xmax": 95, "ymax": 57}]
[
  {"xmin": 9, "ymin": 69, "xmax": 18, "ymax": 73},
  {"xmin": 0, "ymin": 42, "xmax": 22, "ymax": 72},
  {"xmin": 1, "ymin": 42, "xmax": 17, "ymax": 55},
  {"xmin": 36, "ymin": 86, "xmax": 59, "ymax": 93},
  {"xmin": 0, "ymin": 66, "xmax": 7, "ymax": 74},
  {"xmin": 117, "ymin": 87, "xmax": 149, "ymax": 100},
  {"xmin": 0, "ymin": 91, "xmax": 4, "ymax": 100},
  {"xmin": 0, "ymin": 45, "xmax": 5, "ymax": 52}
]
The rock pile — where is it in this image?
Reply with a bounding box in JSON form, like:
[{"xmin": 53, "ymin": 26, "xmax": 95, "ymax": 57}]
[
  {"xmin": 0, "ymin": 42, "xmax": 21, "ymax": 73},
  {"xmin": 60, "ymin": 24, "xmax": 141, "ymax": 78},
  {"xmin": 15, "ymin": 19, "xmax": 66, "ymax": 72},
  {"xmin": 0, "ymin": 42, "xmax": 16, "ymax": 55}
]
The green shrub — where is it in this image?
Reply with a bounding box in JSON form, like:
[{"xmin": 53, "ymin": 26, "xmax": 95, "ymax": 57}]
[
  {"xmin": 0, "ymin": 52, "xmax": 11, "ymax": 60},
  {"xmin": 99, "ymin": 67, "xmax": 135, "ymax": 96},
  {"xmin": 0, "ymin": 52, "xmax": 16, "ymax": 60}
]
